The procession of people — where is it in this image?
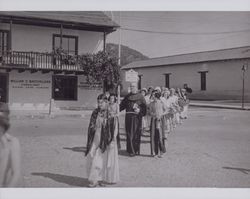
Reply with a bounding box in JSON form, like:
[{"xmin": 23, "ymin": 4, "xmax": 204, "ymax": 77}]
[
  {"xmin": 0, "ymin": 80, "xmax": 191, "ymax": 187},
  {"xmin": 84, "ymin": 82, "xmax": 190, "ymax": 187}
]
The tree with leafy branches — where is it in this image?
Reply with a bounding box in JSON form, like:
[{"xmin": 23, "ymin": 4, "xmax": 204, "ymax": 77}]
[{"xmin": 78, "ymin": 51, "xmax": 121, "ymax": 92}]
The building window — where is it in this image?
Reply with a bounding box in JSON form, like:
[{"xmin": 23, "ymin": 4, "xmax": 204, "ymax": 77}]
[
  {"xmin": 52, "ymin": 34, "xmax": 78, "ymax": 55},
  {"xmin": 199, "ymin": 71, "xmax": 208, "ymax": 91},
  {"xmin": 0, "ymin": 30, "xmax": 10, "ymax": 55},
  {"xmin": 52, "ymin": 75, "xmax": 78, "ymax": 101},
  {"xmin": 164, "ymin": 73, "xmax": 171, "ymax": 88},
  {"xmin": 138, "ymin": 75, "xmax": 142, "ymax": 90},
  {"xmin": 0, "ymin": 73, "xmax": 8, "ymax": 103}
]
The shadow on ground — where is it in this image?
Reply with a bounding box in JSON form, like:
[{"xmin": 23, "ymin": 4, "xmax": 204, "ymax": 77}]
[
  {"xmin": 222, "ymin": 167, "xmax": 250, "ymax": 174},
  {"xmin": 32, "ymin": 172, "xmax": 89, "ymax": 187},
  {"xmin": 63, "ymin": 146, "xmax": 86, "ymax": 153},
  {"xmin": 118, "ymin": 149, "xmax": 153, "ymax": 158},
  {"xmin": 119, "ymin": 138, "xmax": 150, "ymax": 144},
  {"xmin": 118, "ymin": 149, "xmax": 130, "ymax": 157}
]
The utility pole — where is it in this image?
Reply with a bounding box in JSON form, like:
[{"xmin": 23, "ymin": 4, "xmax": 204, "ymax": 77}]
[
  {"xmin": 118, "ymin": 11, "xmax": 122, "ymax": 66},
  {"xmin": 242, "ymin": 63, "xmax": 248, "ymax": 109},
  {"xmin": 117, "ymin": 11, "xmax": 122, "ymax": 114}
]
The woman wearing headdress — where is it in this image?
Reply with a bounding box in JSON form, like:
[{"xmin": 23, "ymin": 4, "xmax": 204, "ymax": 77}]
[{"xmin": 85, "ymin": 94, "xmax": 119, "ymax": 187}]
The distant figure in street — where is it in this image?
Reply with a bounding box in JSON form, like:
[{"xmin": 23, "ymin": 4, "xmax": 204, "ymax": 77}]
[
  {"xmin": 0, "ymin": 103, "xmax": 21, "ymax": 187},
  {"xmin": 183, "ymin": 84, "xmax": 192, "ymax": 94},
  {"xmin": 85, "ymin": 94, "xmax": 119, "ymax": 187},
  {"xmin": 179, "ymin": 88, "xmax": 189, "ymax": 119},
  {"xmin": 120, "ymin": 82, "xmax": 147, "ymax": 156},
  {"xmin": 148, "ymin": 91, "xmax": 166, "ymax": 158}
]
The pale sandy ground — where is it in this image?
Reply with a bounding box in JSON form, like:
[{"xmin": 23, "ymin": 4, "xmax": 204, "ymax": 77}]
[{"xmin": 8, "ymin": 108, "xmax": 250, "ymax": 187}]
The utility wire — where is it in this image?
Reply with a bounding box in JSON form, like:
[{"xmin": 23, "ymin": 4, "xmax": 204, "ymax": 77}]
[{"xmin": 120, "ymin": 27, "xmax": 250, "ymax": 35}]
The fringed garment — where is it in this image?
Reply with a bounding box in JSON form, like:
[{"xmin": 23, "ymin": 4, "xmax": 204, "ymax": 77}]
[{"xmin": 85, "ymin": 108, "xmax": 120, "ymax": 184}]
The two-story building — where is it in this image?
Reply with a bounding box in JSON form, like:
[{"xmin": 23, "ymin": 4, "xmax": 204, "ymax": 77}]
[{"xmin": 0, "ymin": 11, "xmax": 118, "ymax": 113}]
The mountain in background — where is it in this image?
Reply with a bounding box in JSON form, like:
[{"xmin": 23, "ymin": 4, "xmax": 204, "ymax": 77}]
[{"xmin": 106, "ymin": 43, "xmax": 149, "ymax": 66}]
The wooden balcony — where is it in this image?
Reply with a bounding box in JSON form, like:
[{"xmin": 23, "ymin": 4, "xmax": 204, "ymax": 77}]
[{"xmin": 0, "ymin": 51, "xmax": 83, "ymax": 72}]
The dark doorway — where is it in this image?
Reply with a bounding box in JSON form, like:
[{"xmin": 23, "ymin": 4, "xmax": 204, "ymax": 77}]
[
  {"xmin": 0, "ymin": 73, "xmax": 8, "ymax": 103},
  {"xmin": 138, "ymin": 75, "xmax": 142, "ymax": 90},
  {"xmin": 164, "ymin": 73, "xmax": 171, "ymax": 88},
  {"xmin": 199, "ymin": 71, "xmax": 208, "ymax": 91},
  {"xmin": 52, "ymin": 75, "xmax": 78, "ymax": 101}
]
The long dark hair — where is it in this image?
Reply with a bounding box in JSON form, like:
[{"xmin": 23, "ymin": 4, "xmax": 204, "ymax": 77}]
[{"xmin": 108, "ymin": 93, "xmax": 117, "ymax": 103}]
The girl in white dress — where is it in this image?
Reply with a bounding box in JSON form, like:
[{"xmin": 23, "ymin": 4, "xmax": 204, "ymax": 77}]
[{"xmin": 106, "ymin": 94, "xmax": 120, "ymax": 184}]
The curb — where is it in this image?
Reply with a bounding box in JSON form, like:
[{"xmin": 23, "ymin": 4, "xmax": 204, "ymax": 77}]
[
  {"xmin": 10, "ymin": 112, "xmax": 93, "ymax": 120},
  {"xmin": 190, "ymin": 103, "xmax": 250, "ymax": 111}
]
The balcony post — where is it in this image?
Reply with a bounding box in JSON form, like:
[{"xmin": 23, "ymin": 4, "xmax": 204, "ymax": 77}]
[
  {"xmin": 9, "ymin": 19, "xmax": 12, "ymax": 51},
  {"xmin": 103, "ymin": 31, "xmax": 106, "ymax": 52},
  {"xmin": 60, "ymin": 24, "xmax": 63, "ymax": 49},
  {"xmin": 102, "ymin": 31, "xmax": 107, "ymax": 92},
  {"xmin": 60, "ymin": 24, "xmax": 63, "ymax": 69}
]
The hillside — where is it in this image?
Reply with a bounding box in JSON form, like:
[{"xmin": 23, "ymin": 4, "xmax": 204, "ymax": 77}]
[{"xmin": 106, "ymin": 43, "xmax": 149, "ymax": 66}]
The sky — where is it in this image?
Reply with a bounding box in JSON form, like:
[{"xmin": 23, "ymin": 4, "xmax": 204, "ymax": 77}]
[{"xmin": 106, "ymin": 11, "xmax": 250, "ymax": 58}]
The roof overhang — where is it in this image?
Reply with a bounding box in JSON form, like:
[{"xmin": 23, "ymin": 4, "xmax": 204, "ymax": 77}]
[{"xmin": 0, "ymin": 12, "xmax": 119, "ymax": 34}]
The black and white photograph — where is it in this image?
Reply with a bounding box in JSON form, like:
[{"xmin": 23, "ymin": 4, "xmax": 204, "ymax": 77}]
[{"xmin": 0, "ymin": 0, "xmax": 250, "ymax": 198}]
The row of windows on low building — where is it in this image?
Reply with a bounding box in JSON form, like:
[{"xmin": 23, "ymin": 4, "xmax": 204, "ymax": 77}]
[{"xmin": 137, "ymin": 71, "xmax": 208, "ymax": 91}]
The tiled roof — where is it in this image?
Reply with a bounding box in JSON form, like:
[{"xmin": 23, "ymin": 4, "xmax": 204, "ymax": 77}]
[{"xmin": 122, "ymin": 46, "xmax": 250, "ymax": 70}]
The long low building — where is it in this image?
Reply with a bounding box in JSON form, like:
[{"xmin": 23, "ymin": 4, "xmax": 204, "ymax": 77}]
[{"xmin": 121, "ymin": 46, "xmax": 250, "ymax": 100}]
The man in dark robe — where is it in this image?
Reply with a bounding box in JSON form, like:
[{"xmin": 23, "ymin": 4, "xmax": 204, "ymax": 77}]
[{"xmin": 120, "ymin": 82, "xmax": 147, "ymax": 156}]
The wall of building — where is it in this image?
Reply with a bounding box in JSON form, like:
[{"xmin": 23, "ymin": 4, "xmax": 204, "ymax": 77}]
[
  {"xmin": 54, "ymin": 74, "xmax": 102, "ymax": 110},
  {"xmin": 0, "ymin": 22, "xmax": 106, "ymax": 113},
  {"xmin": 8, "ymin": 70, "xmax": 52, "ymax": 112},
  {"xmin": 0, "ymin": 70, "xmax": 101, "ymax": 114},
  {"xmin": 0, "ymin": 23, "xmax": 104, "ymax": 54},
  {"xmin": 122, "ymin": 59, "xmax": 250, "ymax": 100}
]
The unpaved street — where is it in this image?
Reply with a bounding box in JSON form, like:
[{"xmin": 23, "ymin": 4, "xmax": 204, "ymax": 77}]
[{"xmin": 9, "ymin": 108, "xmax": 250, "ymax": 187}]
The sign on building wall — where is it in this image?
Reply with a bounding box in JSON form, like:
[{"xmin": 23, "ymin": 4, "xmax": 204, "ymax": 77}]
[
  {"xmin": 10, "ymin": 79, "xmax": 51, "ymax": 89},
  {"xmin": 125, "ymin": 69, "xmax": 138, "ymax": 82}
]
